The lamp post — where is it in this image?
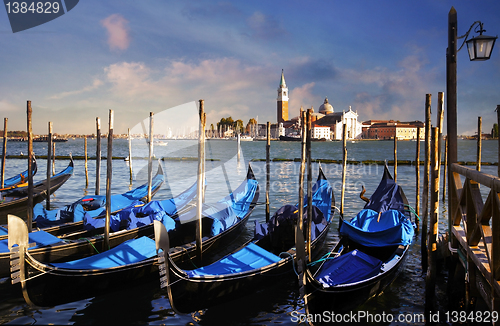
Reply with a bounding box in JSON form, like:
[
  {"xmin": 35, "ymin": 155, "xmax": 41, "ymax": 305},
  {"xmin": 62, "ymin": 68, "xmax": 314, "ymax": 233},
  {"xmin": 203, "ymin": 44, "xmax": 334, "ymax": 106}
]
[
  {"xmin": 446, "ymin": 5, "xmax": 497, "ymax": 315},
  {"xmin": 447, "ymin": 6, "xmax": 497, "ymax": 233}
]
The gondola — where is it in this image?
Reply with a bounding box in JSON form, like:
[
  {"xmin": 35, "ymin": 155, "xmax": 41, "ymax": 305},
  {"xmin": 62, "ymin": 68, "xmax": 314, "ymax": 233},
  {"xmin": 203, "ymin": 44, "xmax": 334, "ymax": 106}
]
[
  {"xmin": 8, "ymin": 164, "xmax": 259, "ymax": 307},
  {"xmin": 154, "ymin": 166, "xmax": 333, "ymax": 314},
  {"xmin": 1, "ymin": 172, "xmax": 192, "ymax": 280},
  {"xmin": 25, "ymin": 162, "xmax": 165, "ymax": 238},
  {"xmin": 302, "ymin": 164, "xmax": 416, "ymax": 317},
  {"xmin": 0, "ymin": 157, "xmax": 37, "ymax": 190},
  {"xmin": 0, "ymin": 158, "xmax": 74, "ymax": 223}
]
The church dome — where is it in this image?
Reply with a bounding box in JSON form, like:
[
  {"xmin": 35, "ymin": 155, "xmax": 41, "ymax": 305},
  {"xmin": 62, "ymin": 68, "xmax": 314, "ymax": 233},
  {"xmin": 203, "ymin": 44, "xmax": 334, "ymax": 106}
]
[{"xmin": 318, "ymin": 97, "xmax": 334, "ymax": 115}]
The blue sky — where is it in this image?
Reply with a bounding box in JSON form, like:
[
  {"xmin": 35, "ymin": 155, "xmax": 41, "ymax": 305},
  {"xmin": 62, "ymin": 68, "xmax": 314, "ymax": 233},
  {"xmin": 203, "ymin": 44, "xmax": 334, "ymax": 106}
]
[{"xmin": 1, "ymin": 1, "xmax": 499, "ymax": 135}]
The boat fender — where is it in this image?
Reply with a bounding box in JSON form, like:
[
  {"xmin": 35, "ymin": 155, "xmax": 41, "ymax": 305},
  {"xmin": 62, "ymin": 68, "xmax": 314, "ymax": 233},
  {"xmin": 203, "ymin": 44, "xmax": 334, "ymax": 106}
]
[{"xmin": 380, "ymin": 255, "xmax": 400, "ymax": 273}]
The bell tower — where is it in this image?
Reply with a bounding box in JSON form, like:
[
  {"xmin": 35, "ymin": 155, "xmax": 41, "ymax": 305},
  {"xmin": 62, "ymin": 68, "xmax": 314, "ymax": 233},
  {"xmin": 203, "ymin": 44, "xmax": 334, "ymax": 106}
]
[{"xmin": 277, "ymin": 69, "xmax": 289, "ymax": 124}]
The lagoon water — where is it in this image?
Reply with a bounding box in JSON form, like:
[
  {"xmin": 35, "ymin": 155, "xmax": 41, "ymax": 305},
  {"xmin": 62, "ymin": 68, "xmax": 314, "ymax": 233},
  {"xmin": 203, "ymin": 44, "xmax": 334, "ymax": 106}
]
[{"xmin": 0, "ymin": 138, "xmax": 497, "ymax": 325}]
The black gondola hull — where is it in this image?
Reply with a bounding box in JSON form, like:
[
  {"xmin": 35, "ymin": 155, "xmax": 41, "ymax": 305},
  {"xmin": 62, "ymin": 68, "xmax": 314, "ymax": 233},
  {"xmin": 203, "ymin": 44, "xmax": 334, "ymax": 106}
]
[
  {"xmin": 21, "ymin": 213, "xmax": 252, "ymax": 307},
  {"xmin": 304, "ymin": 244, "xmax": 410, "ymax": 315},
  {"xmin": 165, "ymin": 220, "xmax": 331, "ymax": 314}
]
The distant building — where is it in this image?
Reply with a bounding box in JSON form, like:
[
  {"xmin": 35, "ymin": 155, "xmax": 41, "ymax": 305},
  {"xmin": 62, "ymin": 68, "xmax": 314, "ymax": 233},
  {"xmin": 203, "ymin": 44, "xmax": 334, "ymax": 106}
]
[
  {"xmin": 312, "ymin": 99, "xmax": 363, "ymax": 140},
  {"xmin": 277, "ymin": 69, "xmax": 289, "ymax": 124},
  {"xmin": 313, "ymin": 125, "xmax": 331, "ymax": 140},
  {"xmin": 362, "ymin": 120, "xmax": 424, "ymax": 140}
]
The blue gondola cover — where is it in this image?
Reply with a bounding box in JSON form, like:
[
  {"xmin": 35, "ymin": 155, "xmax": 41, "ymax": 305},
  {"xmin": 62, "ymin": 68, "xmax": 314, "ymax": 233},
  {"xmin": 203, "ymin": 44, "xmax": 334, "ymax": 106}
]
[
  {"xmin": 340, "ymin": 209, "xmax": 414, "ymax": 247},
  {"xmin": 316, "ymin": 249, "xmax": 382, "ymax": 287}
]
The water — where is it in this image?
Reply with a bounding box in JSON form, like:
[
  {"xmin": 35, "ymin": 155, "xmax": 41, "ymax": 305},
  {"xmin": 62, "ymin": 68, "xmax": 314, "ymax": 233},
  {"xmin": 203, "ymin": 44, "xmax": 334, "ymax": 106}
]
[{"xmin": 0, "ymin": 138, "xmax": 497, "ymax": 325}]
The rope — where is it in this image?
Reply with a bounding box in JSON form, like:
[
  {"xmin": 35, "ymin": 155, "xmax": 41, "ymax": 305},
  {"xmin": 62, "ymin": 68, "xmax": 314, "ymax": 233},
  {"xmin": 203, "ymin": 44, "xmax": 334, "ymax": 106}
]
[
  {"xmin": 307, "ymin": 252, "xmax": 340, "ymax": 266},
  {"xmin": 180, "ymin": 246, "xmax": 198, "ymax": 269},
  {"xmin": 79, "ymin": 238, "xmax": 100, "ymax": 254},
  {"xmin": 279, "ymin": 251, "xmax": 299, "ymax": 276},
  {"xmin": 404, "ymin": 204, "xmax": 420, "ymax": 221}
]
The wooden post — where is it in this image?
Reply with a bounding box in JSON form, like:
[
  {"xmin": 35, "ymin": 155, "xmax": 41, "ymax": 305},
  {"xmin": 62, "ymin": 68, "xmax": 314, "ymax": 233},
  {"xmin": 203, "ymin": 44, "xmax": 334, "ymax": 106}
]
[
  {"xmin": 341, "ymin": 123, "xmax": 347, "ymax": 216},
  {"xmin": 265, "ymin": 122, "xmax": 271, "ymax": 222},
  {"xmin": 95, "ymin": 117, "xmax": 101, "ymax": 196},
  {"xmin": 46, "ymin": 122, "xmax": 52, "ymax": 210},
  {"xmin": 296, "ymin": 109, "xmax": 307, "ymax": 298},
  {"xmin": 84, "ymin": 136, "xmax": 88, "ymax": 188},
  {"xmin": 497, "ymin": 106, "xmax": 500, "ymax": 177},
  {"xmin": 52, "ymin": 142, "xmax": 55, "ymax": 176},
  {"xmin": 306, "ymin": 108, "xmax": 313, "ymax": 262},
  {"xmin": 442, "ymin": 137, "xmax": 448, "ymax": 201},
  {"xmin": 103, "ymin": 110, "xmax": 113, "ymax": 252},
  {"xmin": 237, "ymin": 132, "xmax": 241, "ymax": 162},
  {"xmin": 27, "ymin": 101, "xmax": 33, "ymax": 233},
  {"xmin": 421, "ymin": 93, "xmax": 431, "ymax": 273},
  {"xmin": 148, "ymin": 112, "xmax": 154, "ymax": 203},
  {"xmin": 128, "ymin": 128, "xmax": 133, "ymax": 184},
  {"xmin": 437, "ymin": 92, "xmax": 445, "ymax": 170},
  {"xmin": 426, "ymin": 126, "xmax": 441, "ymax": 314},
  {"xmin": 477, "ymin": 116, "xmax": 482, "ymax": 172},
  {"xmin": 394, "ymin": 134, "xmax": 397, "ymax": 182},
  {"xmin": 1, "ymin": 118, "xmax": 7, "ymax": 188},
  {"xmin": 446, "ymin": 7, "xmax": 458, "ymax": 248},
  {"xmin": 196, "ymin": 100, "xmax": 205, "ymax": 264},
  {"xmin": 416, "ymin": 127, "xmax": 421, "ymax": 230}
]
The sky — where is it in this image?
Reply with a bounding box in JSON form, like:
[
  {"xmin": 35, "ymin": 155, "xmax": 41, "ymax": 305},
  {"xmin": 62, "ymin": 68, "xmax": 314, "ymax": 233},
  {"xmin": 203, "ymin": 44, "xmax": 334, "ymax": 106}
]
[{"xmin": 1, "ymin": 1, "xmax": 500, "ymax": 136}]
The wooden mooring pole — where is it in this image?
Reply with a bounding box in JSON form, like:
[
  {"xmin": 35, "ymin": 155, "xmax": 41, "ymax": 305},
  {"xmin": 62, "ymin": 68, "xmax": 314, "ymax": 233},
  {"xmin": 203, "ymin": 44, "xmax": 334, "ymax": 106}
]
[
  {"xmin": 128, "ymin": 128, "xmax": 133, "ymax": 185},
  {"xmin": 306, "ymin": 108, "xmax": 313, "ymax": 262},
  {"xmin": 442, "ymin": 137, "xmax": 448, "ymax": 201},
  {"xmin": 415, "ymin": 127, "xmax": 420, "ymax": 231},
  {"xmin": 196, "ymin": 100, "xmax": 205, "ymax": 265},
  {"xmin": 426, "ymin": 126, "xmax": 441, "ymax": 314},
  {"xmin": 341, "ymin": 123, "xmax": 347, "ymax": 216},
  {"xmin": 1, "ymin": 118, "xmax": 7, "ymax": 188},
  {"xmin": 295, "ymin": 109, "xmax": 307, "ymax": 299},
  {"xmin": 237, "ymin": 132, "xmax": 241, "ymax": 162},
  {"xmin": 96, "ymin": 117, "xmax": 101, "ymax": 196},
  {"xmin": 477, "ymin": 116, "xmax": 482, "ymax": 172},
  {"xmin": 84, "ymin": 137, "xmax": 88, "ymax": 188},
  {"xmin": 148, "ymin": 112, "xmax": 154, "ymax": 203},
  {"xmin": 103, "ymin": 110, "xmax": 113, "ymax": 252},
  {"xmin": 394, "ymin": 135, "xmax": 397, "ymax": 182},
  {"xmin": 52, "ymin": 142, "xmax": 55, "ymax": 176},
  {"xmin": 497, "ymin": 105, "xmax": 500, "ymax": 177},
  {"xmin": 46, "ymin": 122, "xmax": 52, "ymax": 210},
  {"xmin": 421, "ymin": 93, "xmax": 431, "ymax": 273},
  {"xmin": 27, "ymin": 101, "xmax": 33, "ymax": 233},
  {"xmin": 437, "ymin": 92, "xmax": 444, "ymax": 168},
  {"xmin": 266, "ymin": 122, "xmax": 271, "ymax": 222}
]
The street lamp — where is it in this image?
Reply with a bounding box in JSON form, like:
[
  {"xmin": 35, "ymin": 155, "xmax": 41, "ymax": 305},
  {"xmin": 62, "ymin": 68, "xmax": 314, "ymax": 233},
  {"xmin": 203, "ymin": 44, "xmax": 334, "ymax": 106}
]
[
  {"xmin": 447, "ymin": 6, "xmax": 496, "ymax": 242},
  {"xmin": 461, "ymin": 21, "xmax": 498, "ymax": 61},
  {"xmin": 446, "ymin": 5, "xmax": 496, "ymax": 311}
]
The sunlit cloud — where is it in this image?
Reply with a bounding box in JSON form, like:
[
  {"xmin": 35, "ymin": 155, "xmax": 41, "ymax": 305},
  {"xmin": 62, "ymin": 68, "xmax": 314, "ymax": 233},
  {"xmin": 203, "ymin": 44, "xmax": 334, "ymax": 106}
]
[
  {"xmin": 48, "ymin": 79, "xmax": 104, "ymax": 100},
  {"xmin": 289, "ymin": 82, "xmax": 316, "ymax": 117},
  {"xmin": 0, "ymin": 100, "xmax": 18, "ymax": 113},
  {"xmin": 246, "ymin": 11, "xmax": 288, "ymax": 40},
  {"xmin": 101, "ymin": 14, "xmax": 131, "ymax": 51}
]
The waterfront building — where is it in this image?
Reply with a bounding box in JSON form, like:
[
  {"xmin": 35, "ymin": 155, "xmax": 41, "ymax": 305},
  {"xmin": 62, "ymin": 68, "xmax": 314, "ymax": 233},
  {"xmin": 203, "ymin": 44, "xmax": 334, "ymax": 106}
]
[
  {"xmin": 312, "ymin": 125, "xmax": 331, "ymax": 140},
  {"xmin": 277, "ymin": 69, "xmax": 289, "ymax": 124},
  {"xmin": 362, "ymin": 120, "xmax": 425, "ymax": 140}
]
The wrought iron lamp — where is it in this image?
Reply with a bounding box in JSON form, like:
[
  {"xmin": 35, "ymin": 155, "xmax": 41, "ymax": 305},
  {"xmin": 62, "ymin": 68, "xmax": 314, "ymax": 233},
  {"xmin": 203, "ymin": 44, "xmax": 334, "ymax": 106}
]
[{"xmin": 460, "ymin": 21, "xmax": 498, "ymax": 61}]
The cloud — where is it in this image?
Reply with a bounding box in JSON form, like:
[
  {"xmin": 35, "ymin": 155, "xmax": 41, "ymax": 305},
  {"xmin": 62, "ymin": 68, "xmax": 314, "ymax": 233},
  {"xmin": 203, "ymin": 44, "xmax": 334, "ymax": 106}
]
[
  {"xmin": 0, "ymin": 100, "xmax": 18, "ymax": 113},
  {"xmin": 289, "ymin": 82, "xmax": 316, "ymax": 116},
  {"xmin": 340, "ymin": 50, "xmax": 438, "ymax": 122},
  {"xmin": 101, "ymin": 14, "xmax": 131, "ymax": 51},
  {"xmin": 105, "ymin": 62, "xmax": 152, "ymax": 95},
  {"xmin": 246, "ymin": 11, "xmax": 288, "ymax": 40},
  {"xmin": 288, "ymin": 57, "xmax": 338, "ymax": 82},
  {"xmin": 48, "ymin": 78, "xmax": 104, "ymax": 100}
]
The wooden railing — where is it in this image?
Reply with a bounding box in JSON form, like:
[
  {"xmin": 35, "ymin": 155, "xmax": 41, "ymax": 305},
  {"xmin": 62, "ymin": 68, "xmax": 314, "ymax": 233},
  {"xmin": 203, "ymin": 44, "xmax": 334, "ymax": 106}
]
[{"xmin": 450, "ymin": 163, "xmax": 500, "ymax": 313}]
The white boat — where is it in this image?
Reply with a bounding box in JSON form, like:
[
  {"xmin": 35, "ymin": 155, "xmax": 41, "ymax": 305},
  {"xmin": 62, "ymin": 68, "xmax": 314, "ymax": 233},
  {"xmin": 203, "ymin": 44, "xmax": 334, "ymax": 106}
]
[{"xmin": 239, "ymin": 135, "xmax": 254, "ymax": 141}]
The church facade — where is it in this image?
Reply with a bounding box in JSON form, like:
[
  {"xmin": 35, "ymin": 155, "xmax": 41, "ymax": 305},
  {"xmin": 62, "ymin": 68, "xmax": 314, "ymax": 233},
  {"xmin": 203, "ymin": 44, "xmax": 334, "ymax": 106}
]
[{"xmin": 275, "ymin": 71, "xmax": 363, "ymax": 140}]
